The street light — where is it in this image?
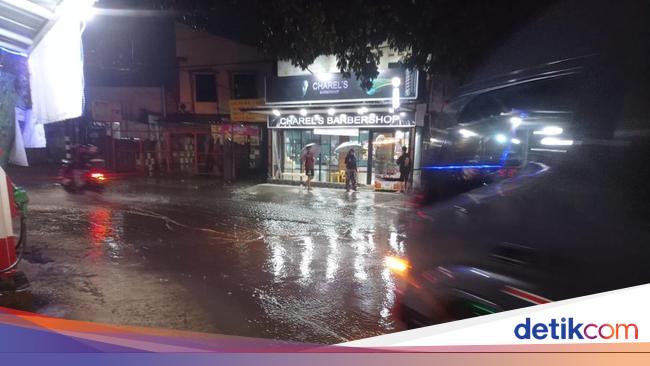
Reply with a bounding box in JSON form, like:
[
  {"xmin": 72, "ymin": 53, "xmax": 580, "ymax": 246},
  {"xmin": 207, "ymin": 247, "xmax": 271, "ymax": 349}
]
[
  {"xmin": 82, "ymin": 6, "xmax": 97, "ymax": 21},
  {"xmin": 55, "ymin": 0, "xmax": 98, "ymax": 22}
]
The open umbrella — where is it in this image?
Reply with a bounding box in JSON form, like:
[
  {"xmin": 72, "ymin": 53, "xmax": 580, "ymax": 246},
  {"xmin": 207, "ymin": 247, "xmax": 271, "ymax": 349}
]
[
  {"xmin": 300, "ymin": 143, "xmax": 321, "ymax": 159},
  {"xmin": 334, "ymin": 141, "xmax": 363, "ymax": 154}
]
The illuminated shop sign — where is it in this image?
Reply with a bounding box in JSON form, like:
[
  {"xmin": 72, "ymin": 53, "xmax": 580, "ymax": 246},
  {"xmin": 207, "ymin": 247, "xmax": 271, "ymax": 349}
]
[
  {"xmin": 268, "ymin": 112, "xmax": 415, "ymax": 129},
  {"xmin": 266, "ymin": 68, "xmax": 418, "ymax": 104}
]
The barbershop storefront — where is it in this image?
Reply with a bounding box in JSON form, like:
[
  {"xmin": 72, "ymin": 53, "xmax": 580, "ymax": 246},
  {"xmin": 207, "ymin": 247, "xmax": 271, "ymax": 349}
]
[{"xmin": 254, "ymin": 68, "xmax": 423, "ymax": 190}]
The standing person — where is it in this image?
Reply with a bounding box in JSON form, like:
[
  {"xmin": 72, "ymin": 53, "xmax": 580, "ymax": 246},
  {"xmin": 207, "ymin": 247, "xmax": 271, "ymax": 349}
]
[
  {"xmin": 396, "ymin": 146, "xmax": 411, "ymax": 193},
  {"xmin": 344, "ymin": 149, "xmax": 358, "ymax": 192},
  {"xmin": 302, "ymin": 145, "xmax": 316, "ymax": 190}
]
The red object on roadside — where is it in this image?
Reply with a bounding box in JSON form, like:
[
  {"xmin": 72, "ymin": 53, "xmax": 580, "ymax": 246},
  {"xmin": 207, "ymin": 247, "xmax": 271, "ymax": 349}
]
[
  {"xmin": 0, "ymin": 236, "xmax": 17, "ymax": 276},
  {"xmin": 0, "ymin": 175, "xmax": 18, "ymax": 275},
  {"xmin": 7, "ymin": 176, "xmax": 17, "ymax": 218}
]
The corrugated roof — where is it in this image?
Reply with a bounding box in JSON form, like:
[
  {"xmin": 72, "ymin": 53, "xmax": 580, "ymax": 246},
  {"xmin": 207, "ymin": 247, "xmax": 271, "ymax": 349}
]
[{"xmin": 0, "ymin": 0, "xmax": 63, "ymax": 54}]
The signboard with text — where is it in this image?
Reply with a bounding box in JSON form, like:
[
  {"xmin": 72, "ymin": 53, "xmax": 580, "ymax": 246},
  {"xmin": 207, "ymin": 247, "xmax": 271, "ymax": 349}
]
[
  {"xmin": 229, "ymin": 98, "xmax": 267, "ymax": 123},
  {"xmin": 266, "ymin": 68, "xmax": 418, "ymax": 104},
  {"xmin": 268, "ymin": 111, "xmax": 415, "ymax": 129}
]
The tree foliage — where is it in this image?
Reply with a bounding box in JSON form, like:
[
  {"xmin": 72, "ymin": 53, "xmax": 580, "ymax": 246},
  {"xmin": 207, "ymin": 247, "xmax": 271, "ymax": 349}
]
[{"xmin": 141, "ymin": 0, "xmax": 552, "ymax": 88}]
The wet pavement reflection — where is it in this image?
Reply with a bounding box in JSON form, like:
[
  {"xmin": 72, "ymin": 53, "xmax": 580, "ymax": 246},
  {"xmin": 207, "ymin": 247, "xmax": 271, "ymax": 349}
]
[{"xmin": 14, "ymin": 174, "xmax": 413, "ymax": 343}]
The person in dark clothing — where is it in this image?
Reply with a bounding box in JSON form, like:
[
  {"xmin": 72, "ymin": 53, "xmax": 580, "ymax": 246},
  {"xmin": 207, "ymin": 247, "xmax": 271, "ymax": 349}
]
[
  {"xmin": 344, "ymin": 149, "xmax": 358, "ymax": 191},
  {"xmin": 302, "ymin": 145, "xmax": 316, "ymax": 190},
  {"xmin": 396, "ymin": 146, "xmax": 411, "ymax": 193}
]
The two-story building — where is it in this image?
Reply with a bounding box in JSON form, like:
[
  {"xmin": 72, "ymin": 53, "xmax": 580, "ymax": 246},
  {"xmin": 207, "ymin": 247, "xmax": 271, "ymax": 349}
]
[
  {"xmin": 163, "ymin": 22, "xmax": 272, "ymax": 179},
  {"xmin": 79, "ymin": 18, "xmax": 272, "ymax": 179}
]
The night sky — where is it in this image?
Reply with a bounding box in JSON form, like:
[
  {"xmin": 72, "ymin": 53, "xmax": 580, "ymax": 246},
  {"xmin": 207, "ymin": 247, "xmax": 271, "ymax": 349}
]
[{"xmin": 83, "ymin": 0, "xmax": 176, "ymax": 87}]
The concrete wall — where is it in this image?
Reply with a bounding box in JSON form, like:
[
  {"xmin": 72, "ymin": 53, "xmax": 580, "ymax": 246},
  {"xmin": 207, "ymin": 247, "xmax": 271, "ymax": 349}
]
[
  {"xmin": 86, "ymin": 86, "xmax": 165, "ymax": 122},
  {"xmin": 175, "ymin": 23, "xmax": 271, "ymax": 115}
]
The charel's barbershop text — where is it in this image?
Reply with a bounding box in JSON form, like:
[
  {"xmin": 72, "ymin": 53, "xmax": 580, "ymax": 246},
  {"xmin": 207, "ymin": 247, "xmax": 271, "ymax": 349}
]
[{"xmin": 270, "ymin": 112, "xmax": 415, "ymax": 128}]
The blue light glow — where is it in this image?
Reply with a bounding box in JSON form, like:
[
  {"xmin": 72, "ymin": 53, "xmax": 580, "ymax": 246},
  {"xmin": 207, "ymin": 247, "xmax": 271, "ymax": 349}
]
[
  {"xmin": 422, "ymin": 164, "xmax": 503, "ymax": 170},
  {"xmin": 499, "ymin": 148, "xmax": 511, "ymax": 165}
]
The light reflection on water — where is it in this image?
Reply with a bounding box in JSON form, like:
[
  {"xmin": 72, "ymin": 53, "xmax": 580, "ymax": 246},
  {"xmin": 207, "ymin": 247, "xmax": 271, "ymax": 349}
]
[
  {"xmin": 253, "ymin": 191, "xmax": 409, "ymax": 336},
  {"xmin": 325, "ymin": 228, "xmax": 339, "ymax": 281},
  {"xmin": 86, "ymin": 208, "xmax": 125, "ymax": 262},
  {"xmin": 299, "ymin": 237, "xmax": 314, "ymax": 284}
]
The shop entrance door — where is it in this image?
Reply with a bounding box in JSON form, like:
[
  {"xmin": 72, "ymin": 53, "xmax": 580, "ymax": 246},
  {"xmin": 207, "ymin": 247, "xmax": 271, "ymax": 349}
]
[
  {"xmin": 368, "ymin": 129, "xmax": 410, "ymax": 189},
  {"xmin": 281, "ymin": 129, "xmax": 370, "ymax": 184}
]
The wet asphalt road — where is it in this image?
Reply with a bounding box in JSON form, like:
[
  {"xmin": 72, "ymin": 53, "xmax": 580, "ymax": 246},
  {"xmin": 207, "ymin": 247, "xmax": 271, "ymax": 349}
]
[{"xmin": 9, "ymin": 167, "xmax": 413, "ymax": 343}]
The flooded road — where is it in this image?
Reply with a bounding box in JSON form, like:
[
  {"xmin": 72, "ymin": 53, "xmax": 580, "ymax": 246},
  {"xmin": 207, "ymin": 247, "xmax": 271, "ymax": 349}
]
[{"xmin": 11, "ymin": 169, "xmax": 413, "ymax": 343}]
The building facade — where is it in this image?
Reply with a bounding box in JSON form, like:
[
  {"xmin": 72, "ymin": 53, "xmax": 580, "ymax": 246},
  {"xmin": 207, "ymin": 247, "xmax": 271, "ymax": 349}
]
[
  {"xmin": 253, "ymin": 56, "xmax": 427, "ymax": 191},
  {"xmin": 169, "ymin": 23, "xmax": 272, "ymax": 179}
]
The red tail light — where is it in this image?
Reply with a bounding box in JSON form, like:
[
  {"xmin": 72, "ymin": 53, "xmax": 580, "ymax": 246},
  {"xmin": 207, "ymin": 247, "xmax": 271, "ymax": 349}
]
[{"xmin": 90, "ymin": 172, "xmax": 105, "ymax": 181}]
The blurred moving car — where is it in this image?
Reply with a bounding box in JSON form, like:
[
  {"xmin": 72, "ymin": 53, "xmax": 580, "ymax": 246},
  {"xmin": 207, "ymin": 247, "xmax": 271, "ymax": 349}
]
[{"xmin": 397, "ymin": 0, "xmax": 650, "ymax": 328}]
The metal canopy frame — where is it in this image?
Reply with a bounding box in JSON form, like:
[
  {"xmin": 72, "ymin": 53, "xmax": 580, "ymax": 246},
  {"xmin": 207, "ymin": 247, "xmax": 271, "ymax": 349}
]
[{"xmin": 0, "ymin": 0, "xmax": 63, "ymax": 55}]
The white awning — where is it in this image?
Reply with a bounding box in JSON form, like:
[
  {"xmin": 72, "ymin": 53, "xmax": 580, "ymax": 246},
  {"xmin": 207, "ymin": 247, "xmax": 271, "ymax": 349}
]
[
  {"xmin": 0, "ymin": 0, "xmax": 95, "ymax": 124},
  {"xmin": 0, "ymin": 0, "xmax": 62, "ymax": 55}
]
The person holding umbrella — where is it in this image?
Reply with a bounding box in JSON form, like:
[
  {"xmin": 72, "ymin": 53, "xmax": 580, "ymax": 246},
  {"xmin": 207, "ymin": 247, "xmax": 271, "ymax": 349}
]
[
  {"xmin": 301, "ymin": 144, "xmax": 317, "ymax": 190},
  {"xmin": 344, "ymin": 149, "xmax": 358, "ymax": 192}
]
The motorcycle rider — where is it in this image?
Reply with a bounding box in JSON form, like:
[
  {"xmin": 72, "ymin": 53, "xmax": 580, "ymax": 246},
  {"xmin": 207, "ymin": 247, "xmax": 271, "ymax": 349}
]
[{"xmin": 62, "ymin": 144, "xmax": 100, "ymax": 188}]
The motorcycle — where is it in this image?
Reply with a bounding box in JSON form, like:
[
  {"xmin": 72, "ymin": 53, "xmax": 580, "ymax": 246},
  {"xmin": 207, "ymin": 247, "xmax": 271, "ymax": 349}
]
[{"xmin": 59, "ymin": 158, "xmax": 107, "ymax": 193}]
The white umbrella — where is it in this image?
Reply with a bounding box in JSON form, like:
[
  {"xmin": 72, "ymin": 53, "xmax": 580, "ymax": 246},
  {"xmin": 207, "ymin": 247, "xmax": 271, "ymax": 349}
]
[
  {"xmin": 300, "ymin": 143, "xmax": 321, "ymax": 159},
  {"xmin": 334, "ymin": 141, "xmax": 363, "ymax": 154}
]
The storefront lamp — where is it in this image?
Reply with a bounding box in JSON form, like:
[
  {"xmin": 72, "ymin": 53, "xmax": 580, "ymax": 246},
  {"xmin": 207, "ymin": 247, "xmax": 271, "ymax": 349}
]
[
  {"xmin": 357, "ymin": 107, "xmax": 368, "ymax": 115},
  {"xmin": 300, "ymin": 108, "xmax": 307, "ymax": 116},
  {"xmin": 272, "ymin": 109, "xmax": 281, "ymax": 116},
  {"xmin": 495, "ymin": 134, "xmax": 508, "ymax": 144},
  {"xmin": 391, "ymin": 77, "xmax": 401, "ymax": 88},
  {"xmin": 327, "ymin": 108, "xmax": 336, "ymax": 116},
  {"xmin": 388, "ymin": 107, "xmax": 395, "ymax": 114},
  {"xmin": 511, "ymin": 138, "xmax": 522, "ymax": 145},
  {"xmin": 392, "ymin": 88, "xmax": 400, "ymax": 109}
]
